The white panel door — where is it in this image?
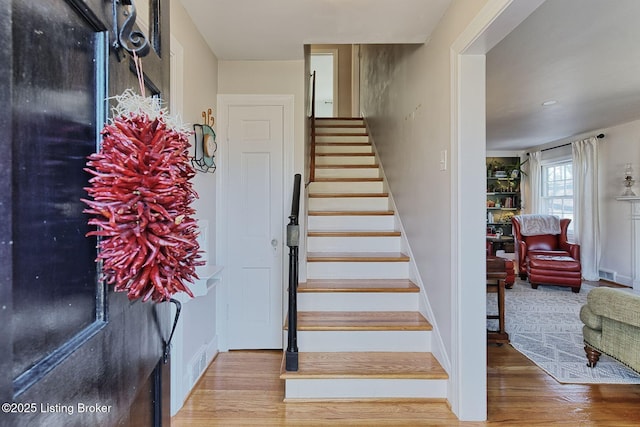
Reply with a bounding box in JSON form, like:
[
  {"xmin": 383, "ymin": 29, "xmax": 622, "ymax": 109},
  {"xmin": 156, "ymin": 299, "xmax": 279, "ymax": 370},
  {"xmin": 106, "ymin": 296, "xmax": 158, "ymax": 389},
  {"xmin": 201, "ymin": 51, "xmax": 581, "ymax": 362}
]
[{"xmin": 227, "ymin": 105, "xmax": 284, "ymax": 349}]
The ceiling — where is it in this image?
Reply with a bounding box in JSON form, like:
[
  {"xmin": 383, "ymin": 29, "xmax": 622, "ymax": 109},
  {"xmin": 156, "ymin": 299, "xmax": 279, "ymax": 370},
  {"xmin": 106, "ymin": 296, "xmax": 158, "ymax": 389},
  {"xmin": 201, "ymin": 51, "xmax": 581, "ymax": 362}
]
[
  {"xmin": 179, "ymin": 0, "xmax": 640, "ymax": 152},
  {"xmin": 178, "ymin": 0, "xmax": 451, "ymax": 60},
  {"xmin": 486, "ymin": 0, "xmax": 640, "ymax": 151}
]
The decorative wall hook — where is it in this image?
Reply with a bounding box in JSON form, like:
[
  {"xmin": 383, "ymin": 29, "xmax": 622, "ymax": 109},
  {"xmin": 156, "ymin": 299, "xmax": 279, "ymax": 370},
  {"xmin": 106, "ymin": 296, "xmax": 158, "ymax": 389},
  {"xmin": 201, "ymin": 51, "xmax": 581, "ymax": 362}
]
[
  {"xmin": 113, "ymin": 0, "xmax": 150, "ymax": 60},
  {"xmin": 192, "ymin": 109, "xmax": 217, "ymax": 174},
  {"xmin": 202, "ymin": 108, "xmax": 215, "ymax": 127}
]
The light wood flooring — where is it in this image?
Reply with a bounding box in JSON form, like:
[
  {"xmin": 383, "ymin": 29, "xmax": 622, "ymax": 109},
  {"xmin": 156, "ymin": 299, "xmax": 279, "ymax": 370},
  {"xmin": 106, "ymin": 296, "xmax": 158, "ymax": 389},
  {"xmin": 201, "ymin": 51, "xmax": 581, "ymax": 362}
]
[
  {"xmin": 172, "ymin": 345, "xmax": 640, "ymax": 426},
  {"xmin": 173, "ymin": 280, "xmax": 639, "ymax": 425}
]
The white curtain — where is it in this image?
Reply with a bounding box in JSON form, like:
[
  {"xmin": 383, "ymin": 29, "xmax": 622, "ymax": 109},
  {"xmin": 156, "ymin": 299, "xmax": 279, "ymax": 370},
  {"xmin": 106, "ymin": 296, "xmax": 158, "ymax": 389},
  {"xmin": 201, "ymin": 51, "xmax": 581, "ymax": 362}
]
[
  {"xmin": 524, "ymin": 151, "xmax": 542, "ymax": 214},
  {"xmin": 572, "ymin": 137, "xmax": 600, "ymax": 281}
]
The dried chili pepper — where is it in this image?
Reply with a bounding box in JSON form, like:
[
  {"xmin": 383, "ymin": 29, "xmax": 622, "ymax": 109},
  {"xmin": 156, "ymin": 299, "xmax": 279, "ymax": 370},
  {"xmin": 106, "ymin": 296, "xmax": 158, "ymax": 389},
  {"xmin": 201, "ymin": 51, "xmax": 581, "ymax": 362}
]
[{"xmin": 83, "ymin": 111, "xmax": 202, "ymax": 302}]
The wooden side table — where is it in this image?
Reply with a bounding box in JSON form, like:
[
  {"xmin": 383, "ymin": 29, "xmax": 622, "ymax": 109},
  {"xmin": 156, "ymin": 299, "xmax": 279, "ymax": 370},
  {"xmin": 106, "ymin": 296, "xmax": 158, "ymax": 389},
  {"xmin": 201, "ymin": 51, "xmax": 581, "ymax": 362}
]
[
  {"xmin": 486, "ymin": 234, "xmax": 514, "ymax": 256},
  {"xmin": 487, "ymin": 271, "xmax": 509, "ymax": 345}
]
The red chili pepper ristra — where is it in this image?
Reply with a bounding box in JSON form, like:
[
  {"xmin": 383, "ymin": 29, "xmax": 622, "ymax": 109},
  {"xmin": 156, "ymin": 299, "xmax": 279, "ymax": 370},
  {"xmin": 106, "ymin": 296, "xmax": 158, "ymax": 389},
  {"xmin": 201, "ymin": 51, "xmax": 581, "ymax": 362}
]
[{"xmin": 83, "ymin": 111, "xmax": 202, "ymax": 302}]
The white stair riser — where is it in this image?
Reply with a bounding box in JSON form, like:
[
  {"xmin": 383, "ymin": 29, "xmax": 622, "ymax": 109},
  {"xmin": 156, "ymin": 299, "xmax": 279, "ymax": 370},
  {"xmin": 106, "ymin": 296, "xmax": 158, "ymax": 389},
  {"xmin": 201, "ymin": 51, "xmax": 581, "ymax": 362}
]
[
  {"xmin": 298, "ymin": 292, "xmax": 417, "ymax": 311},
  {"xmin": 315, "ymin": 167, "xmax": 380, "ymax": 179},
  {"xmin": 315, "ymin": 135, "xmax": 370, "ymax": 143},
  {"xmin": 308, "ymin": 181, "xmax": 384, "ymax": 194},
  {"xmin": 284, "ymin": 378, "xmax": 447, "ymax": 400},
  {"xmin": 315, "ymin": 127, "xmax": 366, "ymax": 134},
  {"xmin": 315, "ymin": 119, "xmax": 364, "ymax": 126},
  {"xmin": 315, "ymin": 156, "xmax": 376, "ymax": 166},
  {"xmin": 316, "ymin": 145, "xmax": 372, "ymax": 154},
  {"xmin": 308, "ymin": 215, "xmax": 395, "ymax": 231},
  {"xmin": 297, "ymin": 330, "xmax": 430, "ymax": 352},
  {"xmin": 308, "ymin": 197, "xmax": 389, "ymax": 211},
  {"xmin": 307, "ymin": 236, "xmax": 401, "ymax": 252},
  {"xmin": 307, "ymin": 261, "xmax": 408, "ymax": 279}
]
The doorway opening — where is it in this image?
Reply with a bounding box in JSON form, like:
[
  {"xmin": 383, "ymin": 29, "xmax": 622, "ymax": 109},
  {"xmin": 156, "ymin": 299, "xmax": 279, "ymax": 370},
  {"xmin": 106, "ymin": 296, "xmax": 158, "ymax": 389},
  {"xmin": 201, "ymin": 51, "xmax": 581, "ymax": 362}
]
[{"xmin": 310, "ymin": 49, "xmax": 338, "ymax": 117}]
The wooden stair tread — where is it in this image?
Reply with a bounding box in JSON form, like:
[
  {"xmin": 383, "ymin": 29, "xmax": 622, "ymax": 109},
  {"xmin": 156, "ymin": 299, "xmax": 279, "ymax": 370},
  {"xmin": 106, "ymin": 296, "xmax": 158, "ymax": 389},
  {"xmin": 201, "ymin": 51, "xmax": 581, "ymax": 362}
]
[
  {"xmin": 290, "ymin": 311, "xmax": 431, "ymax": 331},
  {"xmin": 314, "ymin": 126, "xmax": 364, "ymax": 129},
  {"xmin": 309, "ymin": 192, "xmax": 388, "ymax": 198},
  {"xmin": 308, "ymin": 210, "xmax": 394, "ymax": 216},
  {"xmin": 315, "ymin": 117, "xmax": 363, "ymax": 120},
  {"xmin": 300, "ymin": 279, "xmax": 419, "ymax": 293},
  {"xmin": 307, "ymin": 231, "xmax": 400, "ymax": 237},
  {"xmin": 315, "ymin": 142, "xmax": 372, "ymax": 146},
  {"xmin": 314, "ymin": 132, "xmax": 368, "ymax": 136},
  {"xmin": 280, "ymin": 352, "xmax": 446, "ymax": 379},
  {"xmin": 316, "ymin": 164, "xmax": 379, "ymax": 169},
  {"xmin": 315, "ymin": 125, "xmax": 366, "ymax": 129},
  {"xmin": 316, "ymin": 152, "xmax": 374, "ymax": 156},
  {"xmin": 307, "ymin": 252, "xmax": 409, "ymax": 262},
  {"xmin": 313, "ymin": 177, "xmax": 383, "ymax": 182}
]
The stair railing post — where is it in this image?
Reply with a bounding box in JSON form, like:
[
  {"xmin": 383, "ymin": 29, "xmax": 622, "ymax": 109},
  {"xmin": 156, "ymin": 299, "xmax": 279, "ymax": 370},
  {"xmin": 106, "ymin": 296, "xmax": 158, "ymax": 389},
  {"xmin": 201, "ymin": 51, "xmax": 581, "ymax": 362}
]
[
  {"xmin": 310, "ymin": 71, "xmax": 316, "ymax": 182},
  {"xmin": 286, "ymin": 174, "xmax": 302, "ymax": 371}
]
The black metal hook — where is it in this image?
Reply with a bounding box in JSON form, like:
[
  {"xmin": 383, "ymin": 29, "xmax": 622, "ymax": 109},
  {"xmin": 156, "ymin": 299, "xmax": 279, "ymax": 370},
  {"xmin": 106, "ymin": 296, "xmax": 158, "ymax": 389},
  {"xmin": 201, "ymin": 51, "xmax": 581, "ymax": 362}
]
[
  {"xmin": 113, "ymin": 0, "xmax": 150, "ymax": 60},
  {"xmin": 163, "ymin": 298, "xmax": 182, "ymax": 364}
]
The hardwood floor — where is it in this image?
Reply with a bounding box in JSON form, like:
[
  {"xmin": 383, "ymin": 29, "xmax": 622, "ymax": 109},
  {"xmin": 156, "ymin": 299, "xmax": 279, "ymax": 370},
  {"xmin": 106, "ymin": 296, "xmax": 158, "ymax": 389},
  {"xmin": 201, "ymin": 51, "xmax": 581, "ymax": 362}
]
[{"xmin": 172, "ymin": 346, "xmax": 640, "ymax": 426}]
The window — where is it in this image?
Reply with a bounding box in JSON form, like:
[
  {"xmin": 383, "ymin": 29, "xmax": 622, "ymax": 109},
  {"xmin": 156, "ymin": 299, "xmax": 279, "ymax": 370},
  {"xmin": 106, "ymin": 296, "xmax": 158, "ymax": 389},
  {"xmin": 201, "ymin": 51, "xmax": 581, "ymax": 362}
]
[{"xmin": 541, "ymin": 160, "xmax": 573, "ymax": 234}]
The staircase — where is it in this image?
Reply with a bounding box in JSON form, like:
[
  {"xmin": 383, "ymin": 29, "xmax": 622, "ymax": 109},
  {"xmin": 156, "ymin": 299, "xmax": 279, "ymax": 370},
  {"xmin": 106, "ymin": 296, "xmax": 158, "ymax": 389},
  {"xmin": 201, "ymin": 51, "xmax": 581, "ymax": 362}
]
[{"xmin": 281, "ymin": 117, "xmax": 448, "ymax": 400}]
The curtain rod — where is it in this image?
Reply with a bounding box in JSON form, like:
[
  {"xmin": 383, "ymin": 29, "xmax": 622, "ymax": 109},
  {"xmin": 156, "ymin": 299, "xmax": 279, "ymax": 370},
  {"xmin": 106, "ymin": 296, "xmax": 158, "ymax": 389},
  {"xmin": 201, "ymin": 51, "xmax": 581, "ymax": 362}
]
[{"xmin": 528, "ymin": 133, "xmax": 605, "ymax": 155}]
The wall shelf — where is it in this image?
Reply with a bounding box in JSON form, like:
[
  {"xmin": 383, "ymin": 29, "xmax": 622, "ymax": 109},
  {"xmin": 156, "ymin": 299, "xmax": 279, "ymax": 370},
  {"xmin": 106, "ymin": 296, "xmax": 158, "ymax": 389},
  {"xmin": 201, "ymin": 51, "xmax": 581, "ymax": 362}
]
[
  {"xmin": 174, "ymin": 265, "xmax": 223, "ymax": 303},
  {"xmin": 487, "ymin": 192, "xmax": 518, "ymax": 196}
]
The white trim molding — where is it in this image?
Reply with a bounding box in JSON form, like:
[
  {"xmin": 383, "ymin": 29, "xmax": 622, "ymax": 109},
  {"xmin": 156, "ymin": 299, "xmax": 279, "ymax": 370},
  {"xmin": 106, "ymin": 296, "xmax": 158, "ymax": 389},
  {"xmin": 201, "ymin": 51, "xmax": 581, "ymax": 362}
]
[
  {"xmin": 449, "ymin": 0, "xmax": 546, "ymax": 421},
  {"xmin": 617, "ymin": 196, "xmax": 640, "ymax": 291}
]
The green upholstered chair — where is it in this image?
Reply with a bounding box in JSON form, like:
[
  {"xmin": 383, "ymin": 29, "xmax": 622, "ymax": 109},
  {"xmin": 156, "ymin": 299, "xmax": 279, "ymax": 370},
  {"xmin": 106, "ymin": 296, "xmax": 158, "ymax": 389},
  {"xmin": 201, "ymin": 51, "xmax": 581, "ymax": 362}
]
[{"xmin": 580, "ymin": 287, "xmax": 640, "ymax": 375}]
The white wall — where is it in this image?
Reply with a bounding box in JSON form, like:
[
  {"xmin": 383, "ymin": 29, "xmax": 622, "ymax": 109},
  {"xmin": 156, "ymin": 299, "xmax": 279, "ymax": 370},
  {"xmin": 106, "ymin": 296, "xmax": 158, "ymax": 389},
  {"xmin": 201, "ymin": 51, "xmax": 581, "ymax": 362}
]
[
  {"xmin": 359, "ymin": 0, "xmax": 491, "ymax": 420},
  {"xmin": 359, "ymin": 0, "xmax": 488, "ymax": 371},
  {"xmin": 171, "ymin": 3, "xmax": 219, "ymax": 256},
  {"xmin": 218, "ymin": 60, "xmax": 305, "ymax": 172},
  {"xmin": 169, "ymin": 0, "xmax": 219, "ymax": 415},
  {"xmin": 598, "ymin": 119, "xmax": 640, "ymax": 285}
]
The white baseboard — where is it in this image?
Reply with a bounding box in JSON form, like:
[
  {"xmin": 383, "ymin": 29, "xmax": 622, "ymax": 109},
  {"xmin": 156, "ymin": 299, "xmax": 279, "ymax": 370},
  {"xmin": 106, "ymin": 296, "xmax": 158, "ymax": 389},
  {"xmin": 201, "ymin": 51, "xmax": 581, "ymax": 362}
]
[
  {"xmin": 609, "ymin": 273, "xmax": 632, "ymax": 287},
  {"xmin": 171, "ymin": 334, "xmax": 219, "ymax": 416}
]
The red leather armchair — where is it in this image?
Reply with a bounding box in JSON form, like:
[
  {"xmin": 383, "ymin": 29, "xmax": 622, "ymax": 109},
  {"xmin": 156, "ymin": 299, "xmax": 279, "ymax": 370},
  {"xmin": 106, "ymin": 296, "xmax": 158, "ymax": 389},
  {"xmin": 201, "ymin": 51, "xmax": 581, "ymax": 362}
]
[{"xmin": 512, "ymin": 216, "xmax": 582, "ymax": 292}]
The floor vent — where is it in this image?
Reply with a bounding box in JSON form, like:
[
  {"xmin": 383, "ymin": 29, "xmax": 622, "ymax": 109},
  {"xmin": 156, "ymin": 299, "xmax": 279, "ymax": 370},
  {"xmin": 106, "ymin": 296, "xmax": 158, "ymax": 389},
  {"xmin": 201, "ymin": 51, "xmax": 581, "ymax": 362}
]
[
  {"xmin": 190, "ymin": 347, "xmax": 207, "ymax": 386},
  {"xmin": 598, "ymin": 269, "xmax": 617, "ymax": 282}
]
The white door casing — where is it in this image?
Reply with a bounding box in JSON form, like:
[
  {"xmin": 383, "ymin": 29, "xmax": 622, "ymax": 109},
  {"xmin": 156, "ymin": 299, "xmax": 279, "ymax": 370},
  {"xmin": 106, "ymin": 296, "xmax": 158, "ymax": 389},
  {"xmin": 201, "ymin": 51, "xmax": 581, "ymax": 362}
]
[
  {"xmin": 216, "ymin": 95, "xmax": 294, "ymax": 350},
  {"xmin": 450, "ymin": 0, "xmax": 546, "ymax": 420}
]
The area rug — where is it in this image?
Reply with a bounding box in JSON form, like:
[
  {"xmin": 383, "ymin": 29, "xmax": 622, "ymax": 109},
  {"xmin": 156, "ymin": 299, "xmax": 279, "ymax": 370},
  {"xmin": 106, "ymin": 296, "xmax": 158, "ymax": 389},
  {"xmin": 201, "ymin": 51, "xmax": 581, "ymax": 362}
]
[{"xmin": 487, "ymin": 280, "xmax": 640, "ymax": 384}]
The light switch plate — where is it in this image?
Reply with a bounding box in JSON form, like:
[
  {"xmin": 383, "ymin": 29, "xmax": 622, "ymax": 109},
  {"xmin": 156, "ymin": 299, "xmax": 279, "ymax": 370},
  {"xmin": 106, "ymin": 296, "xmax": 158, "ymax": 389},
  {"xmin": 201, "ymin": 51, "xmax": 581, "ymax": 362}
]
[{"xmin": 440, "ymin": 150, "xmax": 447, "ymax": 171}]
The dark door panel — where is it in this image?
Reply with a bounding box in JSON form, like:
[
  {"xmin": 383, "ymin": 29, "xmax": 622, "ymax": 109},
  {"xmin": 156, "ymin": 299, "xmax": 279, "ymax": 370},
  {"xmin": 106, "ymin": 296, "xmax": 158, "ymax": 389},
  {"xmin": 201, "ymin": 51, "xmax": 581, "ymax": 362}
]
[
  {"xmin": 1, "ymin": 0, "xmax": 171, "ymax": 425},
  {"xmin": 0, "ymin": 0, "xmax": 13, "ymax": 411},
  {"xmin": 12, "ymin": 0, "xmax": 103, "ymax": 382}
]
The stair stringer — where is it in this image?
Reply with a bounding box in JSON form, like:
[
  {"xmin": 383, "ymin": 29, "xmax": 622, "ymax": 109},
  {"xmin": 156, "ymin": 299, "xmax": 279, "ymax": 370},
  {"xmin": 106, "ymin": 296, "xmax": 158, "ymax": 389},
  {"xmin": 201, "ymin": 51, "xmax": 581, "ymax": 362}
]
[{"xmin": 365, "ymin": 122, "xmax": 452, "ymax": 378}]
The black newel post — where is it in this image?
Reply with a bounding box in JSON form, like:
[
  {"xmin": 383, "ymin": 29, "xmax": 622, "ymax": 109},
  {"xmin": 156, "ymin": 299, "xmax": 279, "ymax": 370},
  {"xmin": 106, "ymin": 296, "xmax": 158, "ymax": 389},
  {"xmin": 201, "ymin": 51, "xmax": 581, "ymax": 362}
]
[{"xmin": 285, "ymin": 174, "xmax": 301, "ymax": 371}]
